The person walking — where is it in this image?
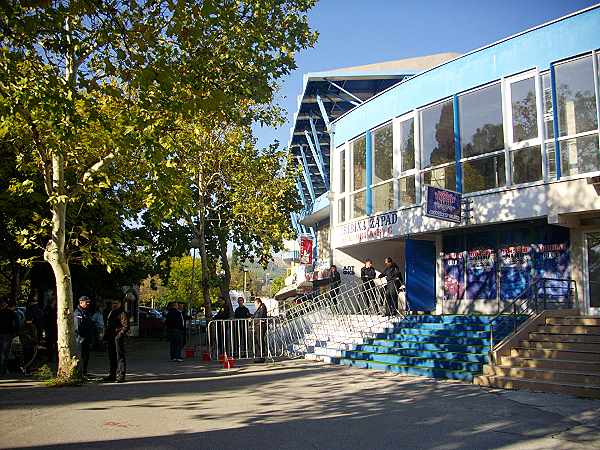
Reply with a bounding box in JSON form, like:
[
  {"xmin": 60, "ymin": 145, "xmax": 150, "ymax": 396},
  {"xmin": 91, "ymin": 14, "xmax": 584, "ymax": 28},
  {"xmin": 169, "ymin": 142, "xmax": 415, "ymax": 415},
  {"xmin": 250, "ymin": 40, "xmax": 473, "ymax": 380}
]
[
  {"xmin": 165, "ymin": 302, "xmax": 185, "ymax": 362},
  {"xmin": 0, "ymin": 298, "xmax": 19, "ymax": 377},
  {"xmin": 73, "ymin": 296, "xmax": 95, "ymax": 377},
  {"xmin": 103, "ymin": 299, "xmax": 129, "ymax": 383},
  {"xmin": 252, "ymin": 298, "xmax": 268, "ymax": 362},
  {"xmin": 378, "ymin": 257, "xmax": 404, "ymax": 316},
  {"xmin": 360, "ymin": 259, "xmax": 377, "ymax": 312}
]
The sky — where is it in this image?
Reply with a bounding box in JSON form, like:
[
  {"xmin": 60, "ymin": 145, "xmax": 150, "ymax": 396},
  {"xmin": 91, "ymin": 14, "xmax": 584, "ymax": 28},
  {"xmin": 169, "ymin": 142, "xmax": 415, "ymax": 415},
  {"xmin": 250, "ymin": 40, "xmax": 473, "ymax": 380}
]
[{"xmin": 253, "ymin": 0, "xmax": 599, "ymax": 150}]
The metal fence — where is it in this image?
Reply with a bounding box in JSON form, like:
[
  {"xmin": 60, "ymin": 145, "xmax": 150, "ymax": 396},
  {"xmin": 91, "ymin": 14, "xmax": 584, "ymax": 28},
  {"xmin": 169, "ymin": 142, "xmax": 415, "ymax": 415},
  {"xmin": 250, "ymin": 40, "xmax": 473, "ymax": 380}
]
[{"xmin": 207, "ymin": 318, "xmax": 285, "ymax": 360}]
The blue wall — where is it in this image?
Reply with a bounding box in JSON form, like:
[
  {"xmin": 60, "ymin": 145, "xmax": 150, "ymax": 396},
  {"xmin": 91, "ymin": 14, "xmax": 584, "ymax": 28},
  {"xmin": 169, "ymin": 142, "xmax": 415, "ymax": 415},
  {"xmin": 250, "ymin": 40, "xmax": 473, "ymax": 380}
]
[{"xmin": 334, "ymin": 6, "xmax": 600, "ymax": 145}]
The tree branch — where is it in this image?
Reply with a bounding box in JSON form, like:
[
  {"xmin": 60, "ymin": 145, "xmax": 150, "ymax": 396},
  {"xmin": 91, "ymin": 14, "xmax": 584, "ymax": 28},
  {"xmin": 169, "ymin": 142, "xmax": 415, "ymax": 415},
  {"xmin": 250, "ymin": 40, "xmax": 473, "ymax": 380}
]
[{"xmin": 82, "ymin": 152, "xmax": 115, "ymax": 184}]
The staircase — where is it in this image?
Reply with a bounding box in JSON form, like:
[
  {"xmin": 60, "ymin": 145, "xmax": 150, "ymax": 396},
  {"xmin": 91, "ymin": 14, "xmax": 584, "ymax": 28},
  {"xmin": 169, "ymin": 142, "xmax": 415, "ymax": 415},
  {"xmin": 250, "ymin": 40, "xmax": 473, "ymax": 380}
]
[
  {"xmin": 333, "ymin": 315, "xmax": 523, "ymax": 382},
  {"xmin": 474, "ymin": 314, "xmax": 600, "ymax": 398}
]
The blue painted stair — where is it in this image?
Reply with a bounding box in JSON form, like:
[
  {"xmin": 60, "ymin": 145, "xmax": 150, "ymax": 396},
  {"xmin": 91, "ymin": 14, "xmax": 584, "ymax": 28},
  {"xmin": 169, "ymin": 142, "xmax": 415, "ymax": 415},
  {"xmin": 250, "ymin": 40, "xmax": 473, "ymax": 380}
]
[{"xmin": 334, "ymin": 315, "xmax": 525, "ymax": 382}]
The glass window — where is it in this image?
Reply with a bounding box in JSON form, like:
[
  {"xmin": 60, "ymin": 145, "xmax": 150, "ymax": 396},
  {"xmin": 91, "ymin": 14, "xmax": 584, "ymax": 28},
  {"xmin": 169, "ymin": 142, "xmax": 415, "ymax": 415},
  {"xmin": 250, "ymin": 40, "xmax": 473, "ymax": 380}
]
[
  {"xmin": 555, "ymin": 55, "xmax": 598, "ymax": 137},
  {"xmin": 399, "ymin": 175, "xmax": 416, "ymax": 206},
  {"xmin": 373, "ymin": 123, "xmax": 393, "ymax": 184},
  {"xmin": 421, "ymin": 100, "xmax": 455, "ymax": 168},
  {"xmin": 560, "ymin": 134, "xmax": 600, "ymax": 177},
  {"xmin": 462, "ymin": 155, "xmax": 506, "ymax": 193},
  {"xmin": 351, "ymin": 190, "xmax": 366, "ymax": 219},
  {"xmin": 423, "ymin": 165, "xmax": 456, "ymax": 191},
  {"xmin": 511, "ymin": 77, "xmax": 538, "ymax": 142},
  {"xmin": 511, "ymin": 146, "xmax": 542, "ymax": 184},
  {"xmin": 399, "ymin": 118, "xmax": 415, "ymax": 171},
  {"xmin": 459, "ymin": 83, "xmax": 504, "ymax": 158},
  {"xmin": 546, "ymin": 142, "xmax": 557, "ymax": 180},
  {"xmin": 339, "ymin": 149, "xmax": 346, "ymax": 193},
  {"xmin": 338, "ymin": 198, "xmax": 346, "ymax": 223},
  {"xmin": 352, "ymin": 135, "xmax": 366, "ymax": 191},
  {"xmin": 542, "ymin": 72, "xmax": 554, "ymax": 140},
  {"xmin": 372, "ymin": 181, "xmax": 394, "ymax": 213}
]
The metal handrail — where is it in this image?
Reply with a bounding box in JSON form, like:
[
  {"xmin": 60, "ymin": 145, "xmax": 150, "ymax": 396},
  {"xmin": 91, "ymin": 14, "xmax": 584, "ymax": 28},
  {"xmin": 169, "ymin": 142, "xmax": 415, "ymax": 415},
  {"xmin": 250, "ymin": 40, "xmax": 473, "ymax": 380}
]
[{"xmin": 488, "ymin": 277, "xmax": 577, "ymax": 354}]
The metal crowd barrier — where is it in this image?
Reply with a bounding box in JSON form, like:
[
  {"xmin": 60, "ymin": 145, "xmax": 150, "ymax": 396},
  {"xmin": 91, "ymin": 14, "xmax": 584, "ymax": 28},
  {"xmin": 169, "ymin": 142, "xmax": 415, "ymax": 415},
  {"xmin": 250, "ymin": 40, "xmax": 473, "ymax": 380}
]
[
  {"xmin": 274, "ymin": 277, "xmax": 406, "ymax": 357},
  {"xmin": 207, "ymin": 318, "xmax": 285, "ymax": 361}
]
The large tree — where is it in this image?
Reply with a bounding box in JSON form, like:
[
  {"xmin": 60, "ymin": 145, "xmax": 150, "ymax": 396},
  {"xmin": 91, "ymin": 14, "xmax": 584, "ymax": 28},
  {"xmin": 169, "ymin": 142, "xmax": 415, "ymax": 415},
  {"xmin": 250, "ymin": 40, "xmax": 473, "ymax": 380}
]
[{"xmin": 0, "ymin": 0, "xmax": 316, "ymax": 380}]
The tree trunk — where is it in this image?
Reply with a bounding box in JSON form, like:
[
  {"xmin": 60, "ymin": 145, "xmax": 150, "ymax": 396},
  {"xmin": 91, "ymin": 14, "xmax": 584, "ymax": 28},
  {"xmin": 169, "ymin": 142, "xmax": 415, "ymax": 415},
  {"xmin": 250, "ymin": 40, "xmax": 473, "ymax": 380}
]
[
  {"xmin": 218, "ymin": 231, "xmax": 231, "ymax": 303},
  {"xmin": 196, "ymin": 170, "xmax": 212, "ymax": 319},
  {"xmin": 44, "ymin": 150, "xmax": 78, "ymax": 380}
]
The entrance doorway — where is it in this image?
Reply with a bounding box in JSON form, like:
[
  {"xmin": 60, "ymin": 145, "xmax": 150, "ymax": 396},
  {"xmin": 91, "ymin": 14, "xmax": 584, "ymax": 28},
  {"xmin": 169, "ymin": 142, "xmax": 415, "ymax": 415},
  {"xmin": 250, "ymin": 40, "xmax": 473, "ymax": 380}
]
[{"xmin": 584, "ymin": 232, "xmax": 600, "ymax": 315}]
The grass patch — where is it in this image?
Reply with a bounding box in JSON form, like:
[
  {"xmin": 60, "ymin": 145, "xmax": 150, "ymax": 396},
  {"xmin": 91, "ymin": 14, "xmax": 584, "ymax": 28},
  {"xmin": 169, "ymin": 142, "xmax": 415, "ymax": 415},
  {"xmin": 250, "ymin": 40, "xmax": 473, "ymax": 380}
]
[
  {"xmin": 32, "ymin": 364, "xmax": 54, "ymax": 381},
  {"xmin": 44, "ymin": 376, "xmax": 84, "ymax": 387}
]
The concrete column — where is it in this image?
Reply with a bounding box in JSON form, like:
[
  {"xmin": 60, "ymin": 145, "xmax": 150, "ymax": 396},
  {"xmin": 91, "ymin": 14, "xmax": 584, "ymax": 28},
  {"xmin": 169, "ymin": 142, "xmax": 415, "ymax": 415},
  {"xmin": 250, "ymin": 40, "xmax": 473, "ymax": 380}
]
[
  {"xmin": 435, "ymin": 234, "xmax": 444, "ymax": 315},
  {"xmin": 570, "ymin": 227, "xmax": 586, "ymax": 313}
]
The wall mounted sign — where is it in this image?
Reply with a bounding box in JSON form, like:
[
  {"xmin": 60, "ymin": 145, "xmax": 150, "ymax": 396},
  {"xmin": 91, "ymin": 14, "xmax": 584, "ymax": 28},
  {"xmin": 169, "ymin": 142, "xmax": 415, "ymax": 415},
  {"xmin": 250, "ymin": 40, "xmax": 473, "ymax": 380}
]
[
  {"xmin": 335, "ymin": 211, "xmax": 400, "ymax": 246},
  {"xmin": 499, "ymin": 245, "xmax": 533, "ymax": 300},
  {"xmin": 423, "ymin": 185, "xmax": 462, "ymax": 223},
  {"xmin": 299, "ymin": 236, "xmax": 313, "ymax": 265}
]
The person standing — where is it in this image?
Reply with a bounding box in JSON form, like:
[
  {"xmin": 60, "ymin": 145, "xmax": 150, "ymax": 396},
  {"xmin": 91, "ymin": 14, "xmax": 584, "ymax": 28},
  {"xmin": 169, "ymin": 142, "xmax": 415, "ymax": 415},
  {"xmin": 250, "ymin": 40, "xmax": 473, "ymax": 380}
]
[
  {"xmin": 234, "ymin": 297, "xmax": 251, "ymax": 319},
  {"xmin": 360, "ymin": 259, "xmax": 377, "ymax": 312},
  {"xmin": 0, "ymin": 298, "xmax": 19, "ymax": 377},
  {"xmin": 73, "ymin": 296, "xmax": 95, "ymax": 377},
  {"xmin": 378, "ymin": 257, "xmax": 404, "ymax": 316},
  {"xmin": 43, "ymin": 295, "xmax": 58, "ymax": 362},
  {"xmin": 103, "ymin": 299, "xmax": 129, "ymax": 382},
  {"xmin": 252, "ymin": 298, "xmax": 268, "ymax": 362},
  {"xmin": 329, "ymin": 265, "xmax": 342, "ymax": 305},
  {"xmin": 165, "ymin": 302, "xmax": 185, "ymax": 362},
  {"xmin": 234, "ymin": 297, "xmax": 251, "ymax": 357}
]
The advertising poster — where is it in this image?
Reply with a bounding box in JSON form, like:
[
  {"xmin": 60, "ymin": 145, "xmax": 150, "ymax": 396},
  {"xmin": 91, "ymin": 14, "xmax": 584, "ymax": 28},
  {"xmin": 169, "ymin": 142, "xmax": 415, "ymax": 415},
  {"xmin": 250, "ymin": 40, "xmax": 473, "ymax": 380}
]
[
  {"xmin": 499, "ymin": 245, "xmax": 533, "ymax": 300},
  {"xmin": 299, "ymin": 236, "xmax": 313, "ymax": 265},
  {"xmin": 443, "ymin": 252, "xmax": 465, "ymax": 300},
  {"xmin": 532, "ymin": 243, "xmax": 570, "ymax": 299},
  {"xmin": 424, "ymin": 185, "xmax": 462, "ymax": 223},
  {"xmin": 466, "ymin": 248, "xmax": 496, "ymax": 300}
]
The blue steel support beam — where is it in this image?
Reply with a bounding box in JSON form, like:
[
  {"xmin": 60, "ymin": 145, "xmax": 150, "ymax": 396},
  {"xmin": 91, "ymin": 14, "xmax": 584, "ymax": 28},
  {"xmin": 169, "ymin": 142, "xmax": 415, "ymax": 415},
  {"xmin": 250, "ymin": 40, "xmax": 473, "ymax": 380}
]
[
  {"xmin": 366, "ymin": 130, "xmax": 373, "ymax": 215},
  {"xmin": 453, "ymin": 95, "xmax": 462, "ymax": 193},
  {"xmin": 316, "ymin": 94, "xmax": 330, "ymax": 131},
  {"xmin": 296, "ymin": 179, "xmax": 307, "ymax": 207},
  {"xmin": 308, "ymin": 117, "xmax": 329, "ymax": 188},
  {"xmin": 304, "ymin": 127, "xmax": 328, "ymax": 188},
  {"xmin": 325, "ymin": 79, "xmax": 363, "ymax": 105},
  {"xmin": 297, "ymin": 148, "xmax": 316, "ymax": 203}
]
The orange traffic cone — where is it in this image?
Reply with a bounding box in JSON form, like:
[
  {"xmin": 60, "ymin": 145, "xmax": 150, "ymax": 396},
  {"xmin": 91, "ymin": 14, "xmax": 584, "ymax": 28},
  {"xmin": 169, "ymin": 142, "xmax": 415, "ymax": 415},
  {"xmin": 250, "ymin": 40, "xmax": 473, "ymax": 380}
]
[
  {"xmin": 202, "ymin": 351, "xmax": 211, "ymax": 361},
  {"xmin": 223, "ymin": 355, "xmax": 235, "ymax": 369}
]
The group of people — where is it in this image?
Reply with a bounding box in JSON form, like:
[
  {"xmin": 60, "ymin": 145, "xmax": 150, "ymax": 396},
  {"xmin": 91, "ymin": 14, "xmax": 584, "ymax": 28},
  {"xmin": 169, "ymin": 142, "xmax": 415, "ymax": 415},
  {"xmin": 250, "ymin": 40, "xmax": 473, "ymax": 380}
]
[
  {"xmin": 73, "ymin": 296, "xmax": 129, "ymax": 382},
  {"xmin": 328, "ymin": 256, "xmax": 404, "ymax": 315}
]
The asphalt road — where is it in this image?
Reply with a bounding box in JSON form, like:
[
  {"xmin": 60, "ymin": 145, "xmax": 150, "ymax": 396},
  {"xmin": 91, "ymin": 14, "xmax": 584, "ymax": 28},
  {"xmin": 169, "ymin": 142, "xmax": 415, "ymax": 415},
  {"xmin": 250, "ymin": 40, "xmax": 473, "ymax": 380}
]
[{"xmin": 1, "ymin": 339, "xmax": 599, "ymax": 450}]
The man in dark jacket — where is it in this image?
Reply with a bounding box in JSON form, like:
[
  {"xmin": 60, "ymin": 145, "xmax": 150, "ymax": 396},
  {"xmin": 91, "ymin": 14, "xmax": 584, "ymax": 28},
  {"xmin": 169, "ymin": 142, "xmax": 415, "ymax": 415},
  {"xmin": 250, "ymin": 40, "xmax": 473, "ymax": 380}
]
[
  {"xmin": 0, "ymin": 299, "xmax": 19, "ymax": 377},
  {"xmin": 233, "ymin": 297, "xmax": 251, "ymax": 356},
  {"xmin": 234, "ymin": 297, "xmax": 251, "ymax": 319},
  {"xmin": 329, "ymin": 265, "xmax": 342, "ymax": 304},
  {"xmin": 378, "ymin": 257, "xmax": 404, "ymax": 316},
  {"xmin": 74, "ymin": 296, "xmax": 95, "ymax": 377},
  {"xmin": 103, "ymin": 299, "xmax": 129, "ymax": 382},
  {"xmin": 165, "ymin": 302, "xmax": 185, "ymax": 362},
  {"xmin": 360, "ymin": 259, "xmax": 377, "ymax": 312},
  {"xmin": 252, "ymin": 298, "xmax": 268, "ymax": 362}
]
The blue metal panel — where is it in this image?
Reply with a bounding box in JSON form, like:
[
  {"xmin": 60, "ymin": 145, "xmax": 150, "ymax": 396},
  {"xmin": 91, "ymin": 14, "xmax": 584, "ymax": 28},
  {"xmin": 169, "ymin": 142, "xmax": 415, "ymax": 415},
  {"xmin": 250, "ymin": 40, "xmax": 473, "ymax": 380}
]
[
  {"xmin": 296, "ymin": 179, "xmax": 307, "ymax": 207},
  {"xmin": 304, "ymin": 128, "xmax": 328, "ymax": 187},
  {"xmin": 316, "ymin": 95, "xmax": 330, "ymax": 130},
  {"xmin": 453, "ymin": 95, "xmax": 462, "ymax": 193},
  {"xmin": 365, "ymin": 130, "xmax": 373, "ymax": 215},
  {"xmin": 308, "ymin": 116, "xmax": 329, "ymax": 188},
  {"xmin": 550, "ymin": 64, "xmax": 562, "ymax": 179},
  {"xmin": 298, "ymin": 148, "xmax": 316, "ymax": 203},
  {"xmin": 334, "ymin": 7, "xmax": 600, "ymax": 144},
  {"xmin": 405, "ymin": 240, "xmax": 436, "ymax": 311}
]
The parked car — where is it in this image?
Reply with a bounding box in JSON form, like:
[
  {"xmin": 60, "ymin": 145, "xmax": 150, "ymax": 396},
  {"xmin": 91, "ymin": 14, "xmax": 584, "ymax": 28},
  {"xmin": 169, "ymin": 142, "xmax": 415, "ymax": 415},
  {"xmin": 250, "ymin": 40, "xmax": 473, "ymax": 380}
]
[{"xmin": 139, "ymin": 306, "xmax": 165, "ymax": 338}]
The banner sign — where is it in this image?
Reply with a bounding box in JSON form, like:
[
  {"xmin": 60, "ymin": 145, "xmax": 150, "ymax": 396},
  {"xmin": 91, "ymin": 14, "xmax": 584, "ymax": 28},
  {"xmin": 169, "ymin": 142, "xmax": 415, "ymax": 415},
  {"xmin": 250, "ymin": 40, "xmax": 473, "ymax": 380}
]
[
  {"xmin": 443, "ymin": 252, "xmax": 465, "ymax": 300},
  {"xmin": 499, "ymin": 245, "xmax": 533, "ymax": 300},
  {"xmin": 532, "ymin": 243, "xmax": 570, "ymax": 299},
  {"xmin": 424, "ymin": 185, "xmax": 462, "ymax": 223},
  {"xmin": 466, "ymin": 248, "xmax": 496, "ymax": 300},
  {"xmin": 299, "ymin": 236, "xmax": 313, "ymax": 265},
  {"xmin": 336, "ymin": 211, "xmax": 399, "ymax": 246}
]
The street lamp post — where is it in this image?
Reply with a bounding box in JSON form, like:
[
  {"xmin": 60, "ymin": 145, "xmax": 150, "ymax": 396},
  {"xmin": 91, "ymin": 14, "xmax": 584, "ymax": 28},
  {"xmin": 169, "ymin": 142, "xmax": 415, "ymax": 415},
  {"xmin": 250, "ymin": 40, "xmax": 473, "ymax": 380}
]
[
  {"xmin": 190, "ymin": 238, "xmax": 200, "ymax": 312},
  {"xmin": 243, "ymin": 268, "xmax": 249, "ymax": 294}
]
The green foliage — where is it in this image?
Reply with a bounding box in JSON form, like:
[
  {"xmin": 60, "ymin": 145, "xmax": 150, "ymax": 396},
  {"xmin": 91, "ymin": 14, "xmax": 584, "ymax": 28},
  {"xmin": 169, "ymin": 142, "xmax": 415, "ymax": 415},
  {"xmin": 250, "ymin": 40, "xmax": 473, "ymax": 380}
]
[
  {"xmin": 271, "ymin": 274, "xmax": 286, "ymax": 295},
  {"xmin": 160, "ymin": 255, "xmax": 202, "ymax": 308}
]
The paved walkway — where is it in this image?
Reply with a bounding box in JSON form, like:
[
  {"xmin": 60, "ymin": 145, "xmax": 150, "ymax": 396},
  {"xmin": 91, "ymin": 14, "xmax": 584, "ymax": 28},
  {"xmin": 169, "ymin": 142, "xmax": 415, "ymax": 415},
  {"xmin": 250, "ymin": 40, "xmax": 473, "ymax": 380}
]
[{"xmin": 0, "ymin": 339, "xmax": 599, "ymax": 450}]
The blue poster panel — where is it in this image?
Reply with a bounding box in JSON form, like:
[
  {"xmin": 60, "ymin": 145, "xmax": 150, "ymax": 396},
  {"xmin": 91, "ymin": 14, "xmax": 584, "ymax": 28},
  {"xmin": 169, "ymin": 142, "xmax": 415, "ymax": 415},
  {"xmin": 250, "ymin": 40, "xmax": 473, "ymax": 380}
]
[
  {"xmin": 532, "ymin": 243, "xmax": 570, "ymax": 299},
  {"xmin": 443, "ymin": 252, "xmax": 465, "ymax": 300},
  {"xmin": 424, "ymin": 185, "xmax": 461, "ymax": 223},
  {"xmin": 466, "ymin": 249, "xmax": 496, "ymax": 300},
  {"xmin": 499, "ymin": 245, "xmax": 533, "ymax": 300}
]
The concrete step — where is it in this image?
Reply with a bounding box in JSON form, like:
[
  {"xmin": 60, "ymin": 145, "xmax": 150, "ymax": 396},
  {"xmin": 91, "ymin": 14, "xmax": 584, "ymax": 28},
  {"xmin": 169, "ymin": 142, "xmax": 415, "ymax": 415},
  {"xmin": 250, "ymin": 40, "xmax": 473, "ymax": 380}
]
[
  {"xmin": 536, "ymin": 325, "xmax": 600, "ymax": 335},
  {"xmin": 372, "ymin": 333, "xmax": 489, "ymax": 346},
  {"xmin": 380, "ymin": 328, "xmax": 490, "ymax": 339},
  {"xmin": 338, "ymin": 357, "xmax": 475, "ymax": 382},
  {"xmin": 545, "ymin": 316, "xmax": 600, "ymax": 326},
  {"xmin": 499, "ymin": 356, "xmax": 600, "ymax": 372},
  {"xmin": 528, "ymin": 332, "xmax": 600, "ymax": 344},
  {"xmin": 510, "ymin": 347, "xmax": 600, "ymax": 361},
  {"xmin": 483, "ymin": 365, "xmax": 600, "ymax": 385},
  {"xmin": 474, "ymin": 375, "xmax": 600, "ymax": 399},
  {"xmin": 356, "ymin": 344, "xmax": 488, "ymax": 363},
  {"xmin": 366, "ymin": 338, "xmax": 487, "ymax": 354},
  {"xmin": 344, "ymin": 350, "xmax": 484, "ymax": 372},
  {"xmin": 520, "ymin": 340, "xmax": 600, "ymax": 352},
  {"xmin": 314, "ymin": 347, "xmax": 343, "ymax": 358}
]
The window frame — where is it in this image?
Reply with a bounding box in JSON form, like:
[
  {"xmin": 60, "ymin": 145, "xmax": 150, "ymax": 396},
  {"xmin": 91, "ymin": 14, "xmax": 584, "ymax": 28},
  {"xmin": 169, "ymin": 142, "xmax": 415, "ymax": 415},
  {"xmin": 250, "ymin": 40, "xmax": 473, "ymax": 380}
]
[
  {"xmin": 370, "ymin": 121, "xmax": 395, "ymax": 214},
  {"xmin": 394, "ymin": 111, "xmax": 420, "ymax": 208},
  {"xmin": 349, "ymin": 134, "xmax": 368, "ymax": 220},
  {"xmin": 335, "ymin": 143, "xmax": 349, "ymax": 224}
]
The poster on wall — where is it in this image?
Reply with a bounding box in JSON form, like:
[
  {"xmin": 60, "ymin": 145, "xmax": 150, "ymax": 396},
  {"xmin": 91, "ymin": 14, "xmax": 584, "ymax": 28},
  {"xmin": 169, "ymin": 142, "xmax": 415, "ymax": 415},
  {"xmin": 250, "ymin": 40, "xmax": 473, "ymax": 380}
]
[
  {"xmin": 299, "ymin": 236, "xmax": 313, "ymax": 265},
  {"xmin": 532, "ymin": 243, "xmax": 570, "ymax": 299},
  {"xmin": 466, "ymin": 249, "xmax": 496, "ymax": 300},
  {"xmin": 499, "ymin": 245, "xmax": 533, "ymax": 300},
  {"xmin": 443, "ymin": 252, "xmax": 465, "ymax": 300}
]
